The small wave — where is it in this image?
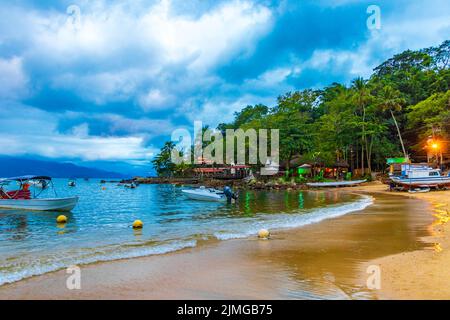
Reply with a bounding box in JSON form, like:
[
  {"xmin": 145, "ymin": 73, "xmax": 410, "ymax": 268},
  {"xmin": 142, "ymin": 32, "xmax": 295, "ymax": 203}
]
[
  {"xmin": 0, "ymin": 195, "xmax": 373, "ymax": 286},
  {"xmin": 0, "ymin": 240, "xmax": 197, "ymax": 286},
  {"xmin": 214, "ymin": 195, "xmax": 373, "ymax": 241}
]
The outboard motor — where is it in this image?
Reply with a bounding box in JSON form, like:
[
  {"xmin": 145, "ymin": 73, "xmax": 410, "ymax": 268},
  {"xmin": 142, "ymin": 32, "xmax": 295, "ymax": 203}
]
[{"xmin": 223, "ymin": 186, "xmax": 238, "ymax": 202}]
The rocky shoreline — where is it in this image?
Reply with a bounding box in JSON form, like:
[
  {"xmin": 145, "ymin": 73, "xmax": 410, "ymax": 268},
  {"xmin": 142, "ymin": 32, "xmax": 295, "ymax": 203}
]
[{"xmin": 132, "ymin": 177, "xmax": 316, "ymax": 191}]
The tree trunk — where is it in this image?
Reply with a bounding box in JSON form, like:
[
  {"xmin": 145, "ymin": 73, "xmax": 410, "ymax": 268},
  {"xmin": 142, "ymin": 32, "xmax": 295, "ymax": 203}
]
[
  {"xmin": 361, "ymin": 107, "xmax": 366, "ymax": 176},
  {"xmin": 356, "ymin": 145, "xmax": 359, "ymax": 174},
  {"xmin": 361, "ymin": 141, "xmax": 365, "ymax": 176},
  {"xmin": 390, "ymin": 109, "xmax": 407, "ymax": 159},
  {"xmin": 365, "ymin": 134, "xmax": 372, "ymax": 174}
]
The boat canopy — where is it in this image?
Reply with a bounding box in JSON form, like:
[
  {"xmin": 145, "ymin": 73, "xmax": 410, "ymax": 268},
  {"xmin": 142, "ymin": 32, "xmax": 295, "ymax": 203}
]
[{"xmin": 0, "ymin": 175, "xmax": 52, "ymax": 182}]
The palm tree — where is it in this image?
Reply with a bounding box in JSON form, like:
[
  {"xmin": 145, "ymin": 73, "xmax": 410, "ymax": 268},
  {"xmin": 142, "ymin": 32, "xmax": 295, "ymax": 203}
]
[
  {"xmin": 378, "ymin": 85, "xmax": 408, "ymax": 158},
  {"xmin": 152, "ymin": 141, "xmax": 177, "ymax": 176},
  {"xmin": 351, "ymin": 77, "xmax": 373, "ymax": 174}
]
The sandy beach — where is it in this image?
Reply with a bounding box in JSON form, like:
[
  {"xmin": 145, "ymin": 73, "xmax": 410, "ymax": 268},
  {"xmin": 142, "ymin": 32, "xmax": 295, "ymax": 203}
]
[
  {"xmin": 358, "ymin": 184, "xmax": 450, "ymax": 299},
  {"xmin": 0, "ymin": 182, "xmax": 448, "ymax": 300}
]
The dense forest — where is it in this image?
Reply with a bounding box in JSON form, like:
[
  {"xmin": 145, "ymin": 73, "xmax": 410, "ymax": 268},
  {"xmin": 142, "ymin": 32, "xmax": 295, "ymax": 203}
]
[{"xmin": 153, "ymin": 40, "xmax": 450, "ymax": 177}]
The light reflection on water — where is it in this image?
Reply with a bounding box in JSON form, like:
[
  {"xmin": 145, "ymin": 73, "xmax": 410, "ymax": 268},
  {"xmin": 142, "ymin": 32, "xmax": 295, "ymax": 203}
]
[{"xmin": 0, "ymin": 179, "xmax": 366, "ymax": 289}]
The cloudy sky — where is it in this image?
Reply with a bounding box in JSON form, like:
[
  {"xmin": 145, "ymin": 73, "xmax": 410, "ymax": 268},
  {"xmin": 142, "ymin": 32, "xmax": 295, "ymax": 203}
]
[{"xmin": 0, "ymin": 0, "xmax": 449, "ymax": 175}]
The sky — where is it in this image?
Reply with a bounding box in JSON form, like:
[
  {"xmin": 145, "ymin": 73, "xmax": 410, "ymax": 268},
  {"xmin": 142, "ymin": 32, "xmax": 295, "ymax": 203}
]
[{"xmin": 0, "ymin": 0, "xmax": 449, "ymax": 176}]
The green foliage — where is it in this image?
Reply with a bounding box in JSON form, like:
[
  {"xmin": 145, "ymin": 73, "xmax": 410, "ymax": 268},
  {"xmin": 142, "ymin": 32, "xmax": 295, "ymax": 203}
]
[
  {"xmin": 153, "ymin": 40, "xmax": 450, "ymax": 177},
  {"xmin": 407, "ymin": 90, "xmax": 450, "ymax": 145},
  {"xmin": 151, "ymin": 142, "xmax": 191, "ymax": 177},
  {"xmin": 295, "ymin": 175, "xmax": 307, "ymax": 184}
]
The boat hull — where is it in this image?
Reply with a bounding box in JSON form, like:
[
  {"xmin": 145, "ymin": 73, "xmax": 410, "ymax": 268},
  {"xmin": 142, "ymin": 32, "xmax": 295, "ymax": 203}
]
[
  {"xmin": 0, "ymin": 197, "xmax": 79, "ymax": 211},
  {"xmin": 408, "ymin": 188, "xmax": 431, "ymax": 193},
  {"xmin": 182, "ymin": 190, "xmax": 225, "ymax": 202},
  {"xmin": 306, "ymin": 179, "xmax": 367, "ymax": 187},
  {"xmin": 390, "ymin": 177, "xmax": 450, "ymax": 187}
]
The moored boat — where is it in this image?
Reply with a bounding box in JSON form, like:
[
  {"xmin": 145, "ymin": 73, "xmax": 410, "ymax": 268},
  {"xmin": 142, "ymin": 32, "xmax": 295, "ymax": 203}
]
[
  {"xmin": 0, "ymin": 175, "xmax": 78, "ymax": 211},
  {"xmin": 306, "ymin": 179, "xmax": 367, "ymax": 187},
  {"xmin": 29, "ymin": 179, "xmax": 48, "ymax": 189},
  {"xmin": 124, "ymin": 182, "xmax": 137, "ymax": 189},
  {"xmin": 182, "ymin": 186, "xmax": 237, "ymax": 202}
]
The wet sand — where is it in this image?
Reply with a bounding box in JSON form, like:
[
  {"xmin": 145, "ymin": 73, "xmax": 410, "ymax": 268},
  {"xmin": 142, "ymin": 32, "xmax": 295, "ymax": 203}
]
[{"xmin": 0, "ymin": 187, "xmax": 438, "ymax": 300}]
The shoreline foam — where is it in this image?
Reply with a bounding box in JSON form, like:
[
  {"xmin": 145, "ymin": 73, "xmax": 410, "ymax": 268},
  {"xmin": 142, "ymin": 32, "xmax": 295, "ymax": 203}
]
[{"xmin": 0, "ymin": 192, "xmax": 372, "ymax": 287}]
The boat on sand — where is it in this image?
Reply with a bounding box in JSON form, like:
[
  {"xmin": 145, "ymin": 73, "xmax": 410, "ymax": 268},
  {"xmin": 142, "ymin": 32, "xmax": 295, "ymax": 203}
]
[
  {"xmin": 0, "ymin": 175, "xmax": 78, "ymax": 211},
  {"xmin": 408, "ymin": 188, "xmax": 431, "ymax": 193},
  {"xmin": 390, "ymin": 166, "xmax": 450, "ymax": 188}
]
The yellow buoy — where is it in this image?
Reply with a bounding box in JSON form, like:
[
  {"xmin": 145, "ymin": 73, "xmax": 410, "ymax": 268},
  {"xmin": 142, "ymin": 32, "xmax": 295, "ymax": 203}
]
[
  {"xmin": 132, "ymin": 220, "xmax": 143, "ymax": 229},
  {"xmin": 258, "ymin": 228, "xmax": 270, "ymax": 239},
  {"xmin": 56, "ymin": 215, "xmax": 68, "ymax": 224}
]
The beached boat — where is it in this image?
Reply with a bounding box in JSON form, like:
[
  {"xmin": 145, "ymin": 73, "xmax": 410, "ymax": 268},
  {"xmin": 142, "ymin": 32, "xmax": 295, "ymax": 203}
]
[
  {"xmin": 390, "ymin": 166, "xmax": 450, "ymax": 188},
  {"xmin": 306, "ymin": 179, "xmax": 367, "ymax": 188},
  {"xmin": 0, "ymin": 175, "xmax": 78, "ymax": 211},
  {"xmin": 182, "ymin": 186, "xmax": 237, "ymax": 202},
  {"xmin": 408, "ymin": 188, "xmax": 431, "ymax": 193}
]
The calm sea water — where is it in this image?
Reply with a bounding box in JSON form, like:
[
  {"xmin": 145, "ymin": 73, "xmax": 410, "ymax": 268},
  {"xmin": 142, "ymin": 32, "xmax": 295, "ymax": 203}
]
[{"xmin": 0, "ymin": 179, "xmax": 372, "ymax": 286}]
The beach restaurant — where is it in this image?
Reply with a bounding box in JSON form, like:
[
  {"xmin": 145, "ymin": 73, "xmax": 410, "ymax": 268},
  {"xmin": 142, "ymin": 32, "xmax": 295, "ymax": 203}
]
[{"xmin": 193, "ymin": 165, "xmax": 251, "ymax": 179}]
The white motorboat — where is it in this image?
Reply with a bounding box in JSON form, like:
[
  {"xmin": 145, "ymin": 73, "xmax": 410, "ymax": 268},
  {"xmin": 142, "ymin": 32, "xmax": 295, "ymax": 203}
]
[
  {"xmin": 124, "ymin": 182, "xmax": 137, "ymax": 189},
  {"xmin": 390, "ymin": 165, "xmax": 450, "ymax": 188},
  {"xmin": 182, "ymin": 186, "xmax": 236, "ymax": 202},
  {"xmin": 0, "ymin": 175, "xmax": 78, "ymax": 212},
  {"xmin": 306, "ymin": 179, "xmax": 367, "ymax": 187},
  {"xmin": 0, "ymin": 197, "xmax": 78, "ymax": 211}
]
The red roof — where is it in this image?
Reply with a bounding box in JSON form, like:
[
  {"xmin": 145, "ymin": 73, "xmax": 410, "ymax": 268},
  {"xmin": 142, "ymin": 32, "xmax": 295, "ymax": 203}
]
[{"xmin": 194, "ymin": 168, "xmax": 225, "ymax": 173}]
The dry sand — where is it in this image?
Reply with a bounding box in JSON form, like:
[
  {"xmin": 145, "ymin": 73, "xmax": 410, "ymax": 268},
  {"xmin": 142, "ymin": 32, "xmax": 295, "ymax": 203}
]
[{"xmin": 0, "ymin": 182, "xmax": 448, "ymax": 300}]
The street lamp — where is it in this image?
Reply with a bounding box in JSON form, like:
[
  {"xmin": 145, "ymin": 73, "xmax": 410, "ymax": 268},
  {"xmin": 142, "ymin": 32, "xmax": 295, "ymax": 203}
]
[{"xmin": 427, "ymin": 139, "xmax": 443, "ymax": 168}]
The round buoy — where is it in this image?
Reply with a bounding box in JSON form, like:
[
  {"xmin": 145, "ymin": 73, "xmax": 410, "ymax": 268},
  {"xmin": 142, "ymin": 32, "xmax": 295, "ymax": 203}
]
[
  {"xmin": 258, "ymin": 229, "xmax": 270, "ymax": 239},
  {"xmin": 56, "ymin": 215, "xmax": 68, "ymax": 224},
  {"xmin": 132, "ymin": 220, "xmax": 143, "ymax": 229}
]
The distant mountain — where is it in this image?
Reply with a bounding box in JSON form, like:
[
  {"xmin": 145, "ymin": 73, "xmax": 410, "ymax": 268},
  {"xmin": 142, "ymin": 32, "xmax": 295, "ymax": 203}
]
[{"xmin": 0, "ymin": 157, "xmax": 126, "ymax": 179}]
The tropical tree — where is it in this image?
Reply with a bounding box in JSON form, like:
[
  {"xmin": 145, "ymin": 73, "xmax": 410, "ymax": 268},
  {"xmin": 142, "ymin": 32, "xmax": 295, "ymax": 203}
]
[
  {"xmin": 376, "ymin": 85, "xmax": 408, "ymax": 158},
  {"xmin": 151, "ymin": 141, "xmax": 177, "ymax": 176},
  {"xmin": 351, "ymin": 77, "xmax": 374, "ymax": 174},
  {"xmin": 407, "ymin": 90, "xmax": 450, "ymax": 146}
]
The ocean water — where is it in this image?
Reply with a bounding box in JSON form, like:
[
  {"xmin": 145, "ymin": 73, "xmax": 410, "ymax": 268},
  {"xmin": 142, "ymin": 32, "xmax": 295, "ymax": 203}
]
[{"xmin": 0, "ymin": 179, "xmax": 372, "ymax": 286}]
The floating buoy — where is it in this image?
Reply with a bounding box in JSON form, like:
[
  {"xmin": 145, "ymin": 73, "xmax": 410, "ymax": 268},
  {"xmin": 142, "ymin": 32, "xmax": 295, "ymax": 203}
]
[
  {"xmin": 132, "ymin": 220, "xmax": 143, "ymax": 229},
  {"xmin": 258, "ymin": 228, "xmax": 270, "ymax": 239},
  {"xmin": 56, "ymin": 215, "xmax": 68, "ymax": 224}
]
